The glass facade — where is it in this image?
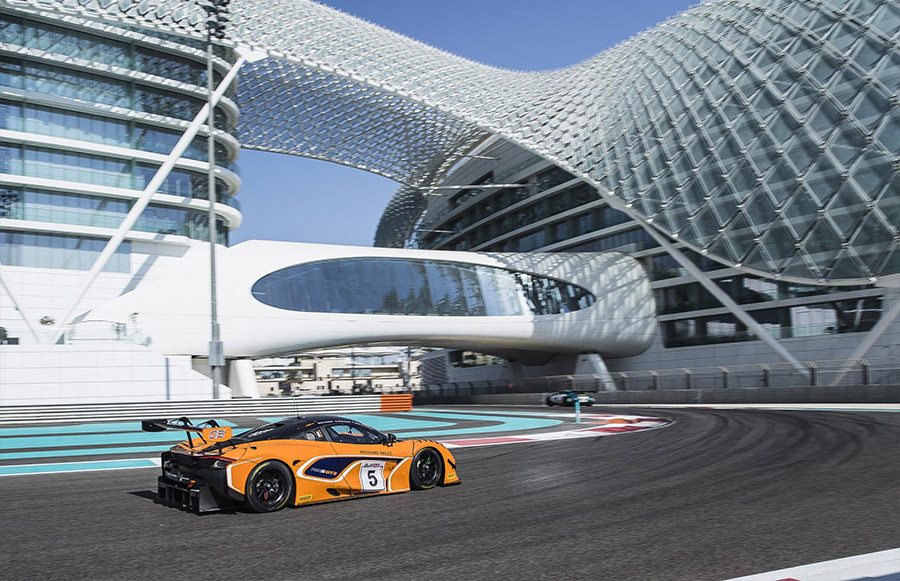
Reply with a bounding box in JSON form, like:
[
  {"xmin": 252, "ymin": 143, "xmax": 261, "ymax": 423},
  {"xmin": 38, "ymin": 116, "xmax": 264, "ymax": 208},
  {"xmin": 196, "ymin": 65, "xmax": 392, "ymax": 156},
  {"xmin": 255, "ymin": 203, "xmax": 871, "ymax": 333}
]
[
  {"xmin": 0, "ymin": 99, "xmax": 232, "ymax": 166},
  {"xmin": 0, "ymin": 7, "xmax": 240, "ymax": 267},
  {"xmin": 656, "ymin": 276, "xmax": 872, "ymax": 315},
  {"xmin": 0, "ymin": 12, "xmax": 234, "ymax": 126},
  {"xmin": 662, "ymin": 297, "xmax": 883, "ymax": 347},
  {"xmin": 0, "ymin": 143, "xmax": 236, "ymax": 210},
  {"xmin": 563, "ymin": 0, "xmax": 899, "ymax": 283},
  {"xmin": 0, "ymin": 187, "xmax": 227, "ymax": 244},
  {"xmin": 0, "ymin": 56, "xmax": 233, "ymax": 128},
  {"xmin": 368, "ymin": 0, "xmax": 899, "ymax": 284},
  {"xmin": 5, "ymin": 0, "xmax": 893, "ymax": 283},
  {"xmin": 420, "ymin": 173, "xmax": 623, "ymax": 253},
  {"xmin": 0, "ymin": 230, "xmax": 130, "ymax": 272},
  {"xmin": 564, "ymin": 229, "xmax": 658, "ymax": 253},
  {"xmin": 450, "ymin": 351, "xmax": 508, "ymax": 368},
  {"xmin": 414, "ymin": 132, "xmax": 884, "ymax": 347},
  {"xmin": 251, "ymin": 258, "xmax": 595, "ymax": 317},
  {"xmin": 0, "ymin": 12, "xmax": 210, "ymax": 84}
]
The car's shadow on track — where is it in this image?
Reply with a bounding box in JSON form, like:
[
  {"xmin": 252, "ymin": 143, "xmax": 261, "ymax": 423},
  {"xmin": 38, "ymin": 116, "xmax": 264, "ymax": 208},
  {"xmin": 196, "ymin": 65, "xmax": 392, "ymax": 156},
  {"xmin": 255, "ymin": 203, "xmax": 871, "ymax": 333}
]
[
  {"xmin": 127, "ymin": 490, "xmax": 158, "ymax": 502},
  {"xmin": 126, "ymin": 490, "xmax": 243, "ymax": 515}
]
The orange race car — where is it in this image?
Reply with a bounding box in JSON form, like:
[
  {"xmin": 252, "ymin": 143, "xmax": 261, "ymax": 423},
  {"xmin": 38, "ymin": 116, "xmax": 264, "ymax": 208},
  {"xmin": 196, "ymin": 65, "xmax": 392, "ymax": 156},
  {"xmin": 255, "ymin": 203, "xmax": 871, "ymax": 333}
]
[{"xmin": 141, "ymin": 415, "xmax": 460, "ymax": 513}]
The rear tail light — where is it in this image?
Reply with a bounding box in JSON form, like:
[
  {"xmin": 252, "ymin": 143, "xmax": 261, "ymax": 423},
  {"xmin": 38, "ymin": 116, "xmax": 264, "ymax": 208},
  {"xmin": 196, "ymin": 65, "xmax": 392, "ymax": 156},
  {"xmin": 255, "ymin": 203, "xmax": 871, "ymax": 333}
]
[{"xmin": 197, "ymin": 455, "xmax": 236, "ymax": 469}]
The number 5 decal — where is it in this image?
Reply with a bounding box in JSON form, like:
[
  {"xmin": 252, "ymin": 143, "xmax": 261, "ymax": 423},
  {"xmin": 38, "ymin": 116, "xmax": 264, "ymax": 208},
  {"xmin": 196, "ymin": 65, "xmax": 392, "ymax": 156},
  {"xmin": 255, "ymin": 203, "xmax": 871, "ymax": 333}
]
[{"xmin": 360, "ymin": 461, "xmax": 386, "ymax": 491}]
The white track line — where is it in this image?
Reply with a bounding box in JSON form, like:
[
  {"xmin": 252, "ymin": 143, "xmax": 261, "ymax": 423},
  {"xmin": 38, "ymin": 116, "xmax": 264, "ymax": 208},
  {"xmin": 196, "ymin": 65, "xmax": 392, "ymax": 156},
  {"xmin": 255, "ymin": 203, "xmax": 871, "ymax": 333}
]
[
  {"xmin": 441, "ymin": 416, "xmax": 671, "ymax": 448},
  {"xmin": 590, "ymin": 404, "xmax": 899, "ymax": 412},
  {"xmin": 723, "ymin": 548, "xmax": 900, "ymax": 580}
]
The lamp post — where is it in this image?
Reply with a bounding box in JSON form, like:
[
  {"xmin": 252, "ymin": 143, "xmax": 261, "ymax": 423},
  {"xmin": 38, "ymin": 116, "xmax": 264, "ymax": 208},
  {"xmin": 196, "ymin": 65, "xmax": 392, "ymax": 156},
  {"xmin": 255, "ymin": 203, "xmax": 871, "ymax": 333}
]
[
  {"xmin": 404, "ymin": 346, "xmax": 411, "ymax": 391},
  {"xmin": 203, "ymin": 0, "xmax": 230, "ymax": 397}
]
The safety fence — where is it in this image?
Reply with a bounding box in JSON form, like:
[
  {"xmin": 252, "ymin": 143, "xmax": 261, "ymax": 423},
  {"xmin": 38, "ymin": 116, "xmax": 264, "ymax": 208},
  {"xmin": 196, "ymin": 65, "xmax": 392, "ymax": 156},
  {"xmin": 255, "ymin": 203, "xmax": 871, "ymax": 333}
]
[
  {"xmin": 418, "ymin": 357, "xmax": 900, "ymax": 398},
  {"xmin": 0, "ymin": 394, "xmax": 412, "ymax": 425}
]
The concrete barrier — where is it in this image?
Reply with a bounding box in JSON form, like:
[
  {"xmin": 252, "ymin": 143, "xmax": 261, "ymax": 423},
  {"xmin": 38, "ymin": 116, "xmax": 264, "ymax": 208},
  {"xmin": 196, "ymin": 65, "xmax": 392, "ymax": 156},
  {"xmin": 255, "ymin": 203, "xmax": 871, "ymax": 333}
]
[
  {"xmin": 413, "ymin": 385, "xmax": 899, "ymax": 406},
  {"xmin": 0, "ymin": 394, "xmax": 413, "ymax": 424}
]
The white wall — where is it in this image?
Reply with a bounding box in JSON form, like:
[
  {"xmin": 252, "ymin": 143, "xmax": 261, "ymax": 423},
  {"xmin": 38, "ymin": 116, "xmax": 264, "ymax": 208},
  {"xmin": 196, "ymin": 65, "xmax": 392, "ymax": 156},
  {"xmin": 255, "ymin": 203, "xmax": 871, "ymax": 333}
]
[
  {"xmin": 0, "ymin": 343, "xmax": 229, "ymax": 405},
  {"xmin": 0, "ymin": 236, "xmax": 198, "ymax": 345}
]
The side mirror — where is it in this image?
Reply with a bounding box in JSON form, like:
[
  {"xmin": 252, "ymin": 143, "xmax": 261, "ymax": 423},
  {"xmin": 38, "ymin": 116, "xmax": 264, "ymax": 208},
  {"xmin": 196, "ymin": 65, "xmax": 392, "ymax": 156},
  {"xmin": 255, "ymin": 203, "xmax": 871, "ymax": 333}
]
[{"xmin": 382, "ymin": 433, "xmax": 397, "ymax": 446}]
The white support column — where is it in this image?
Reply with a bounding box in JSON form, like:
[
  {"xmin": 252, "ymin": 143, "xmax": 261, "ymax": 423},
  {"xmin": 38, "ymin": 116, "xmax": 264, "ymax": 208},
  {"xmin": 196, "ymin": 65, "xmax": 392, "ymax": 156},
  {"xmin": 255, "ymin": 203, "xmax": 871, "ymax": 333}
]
[
  {"xmin": 641, "ymin": 225, "xmax": 806, "ymax": 373},
  {"xmin": 48, "ymin": 56, "xmax": 247, "ymax": 345},
  {"xmin": 574, "ymin": 353, "xmax": 615, "ymax": 391},
  {"xmin": 505, "ymin": 361, "xmax": 525, "ymax": 383},
  {"xmin": 0, "ymin": 261, "xmax": 40, "ymax": 342},
  {"xmin": 846, "ymin": 292, "xmax": 900, "ymax": 361},
  {"xmin": 228, "ymin": 359, "xmax": 260, "ymax": 398}
]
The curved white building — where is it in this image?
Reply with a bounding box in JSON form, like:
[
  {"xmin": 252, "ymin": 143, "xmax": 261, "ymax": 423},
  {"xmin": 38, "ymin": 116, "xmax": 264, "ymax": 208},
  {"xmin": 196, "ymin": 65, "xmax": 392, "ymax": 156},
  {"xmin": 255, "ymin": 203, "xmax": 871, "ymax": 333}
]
[{"xmin": 88, "ymin": 241, "xmax": 655, "ymax": 362}]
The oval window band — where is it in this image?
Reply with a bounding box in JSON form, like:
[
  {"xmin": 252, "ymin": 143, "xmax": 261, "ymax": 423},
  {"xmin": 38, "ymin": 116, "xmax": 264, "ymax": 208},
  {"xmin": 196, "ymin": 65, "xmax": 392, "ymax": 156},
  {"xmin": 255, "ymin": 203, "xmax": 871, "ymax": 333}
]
[{"xmin": 250, "ymin": 257, "xmax": 595, "ymax": 316}]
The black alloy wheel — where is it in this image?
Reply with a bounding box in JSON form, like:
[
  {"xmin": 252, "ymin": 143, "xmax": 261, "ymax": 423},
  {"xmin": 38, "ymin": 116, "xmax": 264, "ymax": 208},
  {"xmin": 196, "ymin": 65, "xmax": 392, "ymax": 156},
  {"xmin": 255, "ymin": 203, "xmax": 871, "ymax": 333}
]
[
  {"xmin": 410, "ymin": 448, "xmax": 443, "ymax": 490},
  {"xmin": 244, "ymin": 460, "xmax": 293, "ymax": 512}
]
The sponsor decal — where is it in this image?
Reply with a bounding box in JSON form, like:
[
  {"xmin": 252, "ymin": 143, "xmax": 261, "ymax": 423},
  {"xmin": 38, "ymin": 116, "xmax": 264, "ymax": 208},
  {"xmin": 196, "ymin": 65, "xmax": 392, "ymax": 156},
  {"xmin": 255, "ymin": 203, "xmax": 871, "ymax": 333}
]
[
  {"xmin": 307, "ymin": 467, "xmax": 338, "ymax": 477},
  {"xmin": 302, "ymin": 456, "xmax": 401, "ymax": 481},
  {"xmin": 297, "ymin": 494, "xmax": 313, "ymax": 502}
]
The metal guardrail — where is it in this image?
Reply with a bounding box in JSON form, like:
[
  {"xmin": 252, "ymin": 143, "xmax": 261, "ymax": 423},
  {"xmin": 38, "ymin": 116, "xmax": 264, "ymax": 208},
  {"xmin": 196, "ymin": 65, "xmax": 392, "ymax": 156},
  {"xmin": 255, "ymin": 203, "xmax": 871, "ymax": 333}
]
[
  {"xmin": 419, "ymin": 357, "xmax": 900, "ymax": 398},
  {"xmin": 0, "ymin": 394, "xmax": 412, "ymax": 425}
]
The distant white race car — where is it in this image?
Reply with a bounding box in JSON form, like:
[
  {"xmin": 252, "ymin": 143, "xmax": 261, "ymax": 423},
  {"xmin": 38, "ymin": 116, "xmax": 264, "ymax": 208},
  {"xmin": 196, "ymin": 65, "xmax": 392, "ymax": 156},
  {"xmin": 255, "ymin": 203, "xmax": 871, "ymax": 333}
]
[{"xmin": 545, "ymin": 391, "xmax": 595, "ymax": 407}]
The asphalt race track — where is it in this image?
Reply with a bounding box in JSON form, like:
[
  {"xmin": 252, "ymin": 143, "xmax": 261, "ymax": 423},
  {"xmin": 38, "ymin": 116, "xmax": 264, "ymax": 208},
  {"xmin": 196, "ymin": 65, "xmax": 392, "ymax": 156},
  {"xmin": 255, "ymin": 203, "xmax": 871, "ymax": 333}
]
[{"xmin": 1, "ymin": 407, "xmax": 897, "ymax": 581}]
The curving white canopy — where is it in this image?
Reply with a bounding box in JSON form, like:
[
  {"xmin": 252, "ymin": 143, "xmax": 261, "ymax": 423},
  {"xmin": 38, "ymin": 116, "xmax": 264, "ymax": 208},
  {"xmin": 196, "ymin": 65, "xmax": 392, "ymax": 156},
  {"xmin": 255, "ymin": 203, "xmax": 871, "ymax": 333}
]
[{"xmin": 4, "ymin": 0, "xmax": 898, "ymax": 284}]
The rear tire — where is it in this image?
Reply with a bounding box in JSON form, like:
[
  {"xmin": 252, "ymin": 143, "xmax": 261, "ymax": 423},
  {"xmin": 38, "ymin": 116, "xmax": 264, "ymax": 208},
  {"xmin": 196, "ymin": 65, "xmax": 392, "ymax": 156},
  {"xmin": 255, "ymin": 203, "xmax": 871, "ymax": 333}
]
[
  {"xmin": 244, "ymin": 460, "xmax": 293, "ymax": 513},
  {"xmin": 546, "ymin": 396, "xmax": 555, "ymax": 406},
  {"xmin": 409, "ymin": 448, "xmax": 443, "ymax": 490}
]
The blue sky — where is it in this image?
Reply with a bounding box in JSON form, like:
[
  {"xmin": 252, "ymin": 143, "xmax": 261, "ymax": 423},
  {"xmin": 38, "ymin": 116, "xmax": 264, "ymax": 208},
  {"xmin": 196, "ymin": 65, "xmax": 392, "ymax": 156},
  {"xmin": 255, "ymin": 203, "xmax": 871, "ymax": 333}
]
[{"xmin": 231, "ymin": 0, "xmax": 698, "ymax": 247}]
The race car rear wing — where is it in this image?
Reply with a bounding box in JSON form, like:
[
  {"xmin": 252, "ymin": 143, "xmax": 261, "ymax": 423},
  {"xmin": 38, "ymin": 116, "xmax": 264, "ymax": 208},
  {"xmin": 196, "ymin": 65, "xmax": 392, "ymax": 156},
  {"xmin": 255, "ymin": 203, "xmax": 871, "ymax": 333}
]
[{"xmin": 141, "ymin": 417, "xmax": 232, "ymax": 447}]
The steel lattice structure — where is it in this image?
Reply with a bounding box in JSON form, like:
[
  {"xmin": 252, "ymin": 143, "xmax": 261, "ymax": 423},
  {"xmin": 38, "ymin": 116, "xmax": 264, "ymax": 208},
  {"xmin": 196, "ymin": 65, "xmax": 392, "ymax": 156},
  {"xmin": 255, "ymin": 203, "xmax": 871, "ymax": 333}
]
[{"xmin": 4, "ymin": 0, "xmax": 898, "ymax": 285}]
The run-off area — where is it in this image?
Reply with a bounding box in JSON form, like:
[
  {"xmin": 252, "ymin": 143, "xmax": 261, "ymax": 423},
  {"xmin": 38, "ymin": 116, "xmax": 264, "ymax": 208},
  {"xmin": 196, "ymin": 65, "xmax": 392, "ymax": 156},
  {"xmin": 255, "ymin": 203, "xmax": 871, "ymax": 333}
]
[{"xmin": 0, "ymin": 408, "xmax": 667, "ymax": 475}]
